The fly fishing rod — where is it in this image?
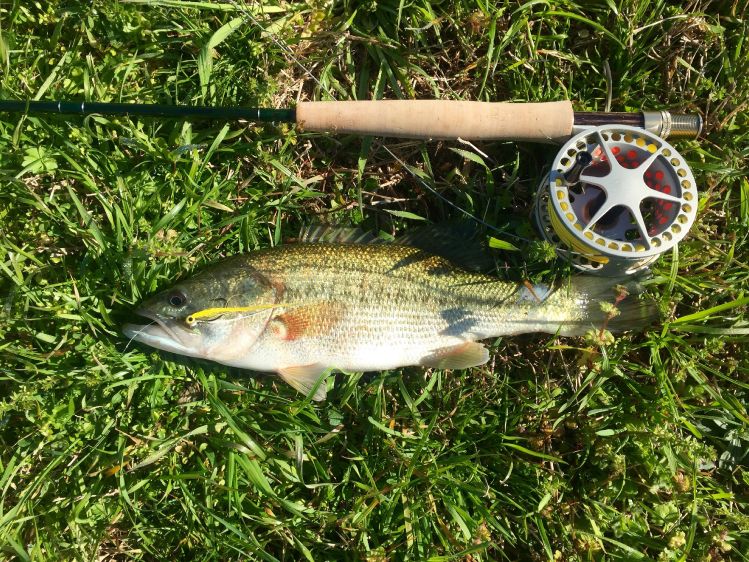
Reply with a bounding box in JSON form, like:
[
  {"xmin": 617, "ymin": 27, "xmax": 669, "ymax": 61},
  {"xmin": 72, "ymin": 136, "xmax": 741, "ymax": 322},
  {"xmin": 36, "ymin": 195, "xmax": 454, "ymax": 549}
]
[
  {"xmin": 0, "ymin": 99, "xmax": 701, "ymax": 141},
  {"xmin": 1, "ymin": 98, "xmax": 702, "ymax": 275}
]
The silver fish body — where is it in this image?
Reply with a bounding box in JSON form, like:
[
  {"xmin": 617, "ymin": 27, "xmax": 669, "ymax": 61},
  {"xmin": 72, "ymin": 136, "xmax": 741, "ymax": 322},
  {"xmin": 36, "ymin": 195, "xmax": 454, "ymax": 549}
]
[{"xmin": 124, "ymin": 242, "xmax": 655, "ymax": 400}]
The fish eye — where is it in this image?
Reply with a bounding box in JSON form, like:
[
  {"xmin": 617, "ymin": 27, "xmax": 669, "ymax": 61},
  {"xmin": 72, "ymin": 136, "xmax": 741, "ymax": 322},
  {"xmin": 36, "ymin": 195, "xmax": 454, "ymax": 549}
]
[{"xmin": 168, "ymin": 290, "xmax": 187, "ymax": 307}]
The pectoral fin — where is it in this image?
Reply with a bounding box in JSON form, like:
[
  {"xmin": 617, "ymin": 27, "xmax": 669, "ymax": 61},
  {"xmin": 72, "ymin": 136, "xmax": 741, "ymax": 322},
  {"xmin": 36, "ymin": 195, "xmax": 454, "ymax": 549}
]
[
  {"xmin": 420, "ymin": 341, "xmax": 490, "ymax": 370},
  {"xmin": 270, "ymin": 301, "xmax": 346, "ymax": 341},
  {"xmin": 277, "ymin": 364, "xmax": 330, "ymax": 401}
]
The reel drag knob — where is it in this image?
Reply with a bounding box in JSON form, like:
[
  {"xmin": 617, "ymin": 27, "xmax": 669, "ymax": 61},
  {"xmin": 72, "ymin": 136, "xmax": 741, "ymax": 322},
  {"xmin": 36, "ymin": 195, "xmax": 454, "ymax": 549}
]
[{"xmin": 534, "ymin": 125, "xmax": 698, "ymax": 275}]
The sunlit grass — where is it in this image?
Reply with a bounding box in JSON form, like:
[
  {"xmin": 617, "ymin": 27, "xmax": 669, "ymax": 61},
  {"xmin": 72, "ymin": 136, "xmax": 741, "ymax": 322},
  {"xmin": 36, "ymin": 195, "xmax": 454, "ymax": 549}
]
[{"xmin": 1, "ymin": 0, "xmax": 747, "ymax": 560}]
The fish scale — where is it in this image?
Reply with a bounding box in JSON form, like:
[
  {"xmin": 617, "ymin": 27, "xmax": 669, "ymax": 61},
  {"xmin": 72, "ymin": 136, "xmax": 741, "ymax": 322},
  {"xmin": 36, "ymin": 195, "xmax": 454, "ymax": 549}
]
[{"xmin": 248, "ymin": 244, "xmax": 519, "ymax": 349}]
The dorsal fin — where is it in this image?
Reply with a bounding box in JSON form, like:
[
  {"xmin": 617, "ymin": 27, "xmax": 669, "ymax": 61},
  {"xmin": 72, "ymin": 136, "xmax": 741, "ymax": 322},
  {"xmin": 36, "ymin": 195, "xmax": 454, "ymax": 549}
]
[
  {"xmin": 396, "ymin": 222, "xmax": 495, "ymax": 272},
  {"xmin": 298, "ymin": 225, "xmax": 385, "ymax": 245},
  {"xmin": 298, "ymin": 222, "xmax": 495, "ymax": 272}
]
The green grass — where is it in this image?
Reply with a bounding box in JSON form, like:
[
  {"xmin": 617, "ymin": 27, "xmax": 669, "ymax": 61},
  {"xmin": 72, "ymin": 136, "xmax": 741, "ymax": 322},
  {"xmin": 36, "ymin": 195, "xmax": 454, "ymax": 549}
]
[{"xmin": 1, "ymin": 0, "xmax": 748, "ymax": 560}]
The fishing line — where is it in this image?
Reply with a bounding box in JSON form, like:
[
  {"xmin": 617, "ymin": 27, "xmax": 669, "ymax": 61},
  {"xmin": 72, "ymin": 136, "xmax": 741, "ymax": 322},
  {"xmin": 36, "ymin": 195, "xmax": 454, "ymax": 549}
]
[
  {"xmin": 3, "ymin": 3, "xmax": 696, "ymax": 276},
  {"xmin": 231, "ymin": 0, "xmax": 537, "ymax": 249},
  {"xmin": 124, "ymin": 321, "xmax": 157, "ymax": 351},
  {"xmin": 228, "ymin": 0, "xmax": 327, "ymax": 93},
  {"xmin": 381, "ymin": 145, "xmax": 536, "ymax": 245},
  {"xmin": 179, "ymin": 7, "xmax": 699, "ymax": 276}
]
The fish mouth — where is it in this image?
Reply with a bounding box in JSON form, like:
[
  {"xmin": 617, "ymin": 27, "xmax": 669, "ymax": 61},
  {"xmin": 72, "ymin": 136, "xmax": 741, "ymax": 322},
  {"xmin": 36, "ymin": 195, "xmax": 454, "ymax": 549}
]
[{"xmin": 123, "ymin": 311, "xmax": 201, "ymax": 357}]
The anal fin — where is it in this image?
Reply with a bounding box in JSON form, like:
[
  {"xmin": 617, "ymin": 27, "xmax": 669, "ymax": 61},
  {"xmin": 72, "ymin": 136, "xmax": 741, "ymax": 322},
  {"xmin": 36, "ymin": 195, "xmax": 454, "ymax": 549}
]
[
  {"xmin": 277, "ymin": 364, "xmax": 330, "ymax": 401},
  {"xmin": 420, "ymin": 341, "xmax": 490, "ymax": 370}
]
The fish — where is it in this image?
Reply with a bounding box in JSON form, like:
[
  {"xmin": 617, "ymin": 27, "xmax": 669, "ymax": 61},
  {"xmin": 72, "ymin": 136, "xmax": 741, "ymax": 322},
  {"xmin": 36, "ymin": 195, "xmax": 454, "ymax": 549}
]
[{"xmin": 123, "ymin": 227, "xmax": 657, "ymax": 401}]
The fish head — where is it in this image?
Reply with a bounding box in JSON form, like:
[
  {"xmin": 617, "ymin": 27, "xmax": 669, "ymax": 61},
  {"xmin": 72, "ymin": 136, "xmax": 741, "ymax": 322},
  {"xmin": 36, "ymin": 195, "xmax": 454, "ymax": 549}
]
[{"xmin": 123, "ymin": 259, "xmax": 279, "ymax": 362}]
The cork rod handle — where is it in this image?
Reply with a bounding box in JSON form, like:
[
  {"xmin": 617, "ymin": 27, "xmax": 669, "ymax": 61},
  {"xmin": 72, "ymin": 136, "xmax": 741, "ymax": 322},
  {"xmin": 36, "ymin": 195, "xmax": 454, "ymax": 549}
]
[{"xmin": 296, "ymin": 100, "xmax": 574, "ymax": 142}]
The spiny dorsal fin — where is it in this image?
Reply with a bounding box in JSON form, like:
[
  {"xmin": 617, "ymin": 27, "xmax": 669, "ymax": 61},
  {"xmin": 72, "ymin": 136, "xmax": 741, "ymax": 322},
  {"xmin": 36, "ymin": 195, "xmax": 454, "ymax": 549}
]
[
  {"xmin": 299, "ymin": 225, "xmax": 386, "ymax": 245},
  {"xmin": 277, "ymin": 364, "xmax": 329, "ymax": 401},
  {"xmin": 299, "ymin": 222, "xmax": 495, "ymax": 271},
  {"xmin": 420, "ymin": 341, "xmax": 490, "ymax": 370}
]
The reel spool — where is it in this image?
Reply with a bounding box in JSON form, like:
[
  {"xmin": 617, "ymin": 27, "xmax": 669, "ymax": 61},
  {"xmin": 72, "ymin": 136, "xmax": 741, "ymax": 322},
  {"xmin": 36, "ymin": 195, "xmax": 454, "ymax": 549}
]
[{"xmin": 534, "ymin": 125, "xmax": 697, "ymax": 275}]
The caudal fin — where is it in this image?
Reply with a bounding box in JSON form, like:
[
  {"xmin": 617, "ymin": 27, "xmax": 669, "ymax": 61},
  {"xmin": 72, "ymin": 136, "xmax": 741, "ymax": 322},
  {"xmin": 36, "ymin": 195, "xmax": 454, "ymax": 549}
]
[{"xmin": 552, "ymin": 276, "xmax": 659, "ymax": 337}]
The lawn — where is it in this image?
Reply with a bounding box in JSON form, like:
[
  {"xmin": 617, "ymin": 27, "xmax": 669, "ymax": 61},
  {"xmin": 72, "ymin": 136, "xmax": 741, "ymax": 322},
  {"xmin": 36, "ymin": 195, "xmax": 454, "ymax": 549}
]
[{"xmin": 1, "ymin": 0, "xmax": 747, "ymax": 560}]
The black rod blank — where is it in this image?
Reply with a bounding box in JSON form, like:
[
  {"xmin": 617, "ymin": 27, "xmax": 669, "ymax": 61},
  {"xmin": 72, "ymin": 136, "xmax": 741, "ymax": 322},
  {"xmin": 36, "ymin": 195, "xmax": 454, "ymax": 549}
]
[{"xmin": 0, "ymin": 100, "xmax": 296, "ymax": 123}]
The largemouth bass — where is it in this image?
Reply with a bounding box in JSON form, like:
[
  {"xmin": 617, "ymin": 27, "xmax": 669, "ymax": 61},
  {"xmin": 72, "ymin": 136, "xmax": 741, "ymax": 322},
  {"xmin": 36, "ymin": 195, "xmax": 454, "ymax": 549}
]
[{"xmin": 124, "ymin": 232, "xmax": 656, "ymax": 400}]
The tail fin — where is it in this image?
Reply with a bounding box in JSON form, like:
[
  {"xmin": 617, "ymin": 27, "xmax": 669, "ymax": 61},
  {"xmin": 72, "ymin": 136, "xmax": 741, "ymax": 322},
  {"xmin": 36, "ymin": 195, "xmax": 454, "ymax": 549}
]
[{"xmin": 553, "ymin": 276, "xmax": 659, "ymax": 337}]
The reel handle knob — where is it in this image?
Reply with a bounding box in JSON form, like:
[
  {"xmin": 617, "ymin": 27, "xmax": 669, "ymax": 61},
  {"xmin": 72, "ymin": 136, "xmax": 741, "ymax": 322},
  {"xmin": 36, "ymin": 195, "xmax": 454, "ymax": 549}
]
[{"xmin": 563, "ymin": 151, "xmax": 593, "ymax": 186}]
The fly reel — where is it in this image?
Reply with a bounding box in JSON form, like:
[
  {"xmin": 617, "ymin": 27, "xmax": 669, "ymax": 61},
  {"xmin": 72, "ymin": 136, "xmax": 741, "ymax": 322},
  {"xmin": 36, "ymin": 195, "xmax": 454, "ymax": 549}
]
[{"xmin": 534, "ymin": 125, "xmax": 698, "ymax": 275}]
